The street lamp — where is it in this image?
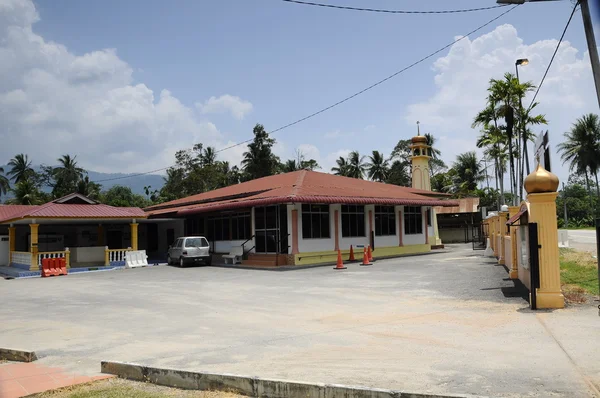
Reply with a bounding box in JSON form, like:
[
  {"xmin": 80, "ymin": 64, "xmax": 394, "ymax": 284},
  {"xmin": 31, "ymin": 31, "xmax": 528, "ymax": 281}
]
[
  {"xmin": 497, "ymin": 0, "xmax": 600, "ymax": 110},
  {"xmin": 515, "ymin": 58, "xmax": 529, "ymax": 180}
]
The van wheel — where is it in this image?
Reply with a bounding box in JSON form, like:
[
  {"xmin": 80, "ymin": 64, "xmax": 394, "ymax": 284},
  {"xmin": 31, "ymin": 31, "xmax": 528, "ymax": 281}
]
[
  {"xmin": 167, "ymin": 255, "xmax": 172, "ymax": 265},
  {"xmin": 179, "ymin": 257, "xmax": 184, "ymax": 268}
]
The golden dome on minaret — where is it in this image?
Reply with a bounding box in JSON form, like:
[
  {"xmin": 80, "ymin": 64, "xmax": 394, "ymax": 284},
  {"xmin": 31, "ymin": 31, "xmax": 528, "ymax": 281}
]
[
  {"xmin": 411, "ymin": 121, "xmax": 428, "ymax": 144},
  {"xmin": 411, "ymin": 135, "xmax": 428, "ymax": 144},
  {"xmin": 524, "ymin": 163, "xmax": 559, "ymax": 194}
]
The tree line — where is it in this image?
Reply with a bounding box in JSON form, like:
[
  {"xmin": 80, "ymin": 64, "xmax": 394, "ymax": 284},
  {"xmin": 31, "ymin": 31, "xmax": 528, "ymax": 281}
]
[{"xmin": 0, "ymin": 154, "xmax": 150, "ymax": 207}]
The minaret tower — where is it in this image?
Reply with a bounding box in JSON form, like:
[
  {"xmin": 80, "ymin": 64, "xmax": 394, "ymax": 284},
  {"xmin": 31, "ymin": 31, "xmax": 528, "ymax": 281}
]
[{"xmin": 410, "ymin": 121, "xmax": 432, "ymax": 191}]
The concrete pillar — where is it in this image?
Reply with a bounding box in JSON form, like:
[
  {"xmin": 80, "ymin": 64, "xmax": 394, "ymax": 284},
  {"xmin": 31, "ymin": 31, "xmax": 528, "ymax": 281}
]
[
  {"xmin": 97, "ymin": 225, "xmax": 104, "ymax": 246},
  {"xmin": 527, "ymin": 192, "xmax": 564, "ymax": 309},
  {"xmin": 423, "ymin": 207, "xmax": 429, "ymax": 245},
  {"xmin": 432, "ymin": 208, "xmax": 442, "ymax": 246},
  {"xmin": 368, "ymin": 209, "xmax": 373, "ymax": 246},
  {"xmin": 508, "ymin": 206, "xmax": 520, "ymax": 279},
  {"xmin": 291, "ymin": 210, "xmax": 299, "ymax": 255},
  {"xmin": 130, "ymin": 222, "xmax": 139, "ymax": 251},
  {"xmin": 498, "ymin": 211, "xmax": 508, "ymax": 264},
  {"xmin": 398, "ymin": 208, "xmax": 404, "ymax": 247},
  {"xmin": 523, "ymin": 163, "xmax": 564, "ymax": 309},
  {"xmin": 334, "ymin": 210, "xmax": 340, "ymax": 251},
  {"xmin": 104, "ymin": 246, "xmax": 110, "ymax": 266},
  {"xmin": 8, "ymin": 226, "xmax": 15, "ymax": 265},
  {"xmin": 65, "ymin": 247, "xmax": 71, "ymax": 269},
  {"xmin": 29, "ymin": 223, "xmax": 39, "ymax": 271}
]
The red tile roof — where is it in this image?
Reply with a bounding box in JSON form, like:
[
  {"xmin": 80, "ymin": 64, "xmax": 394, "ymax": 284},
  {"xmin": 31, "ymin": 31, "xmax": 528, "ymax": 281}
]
[
  {"xmin": 0, "ymin": 195, "xmax": 146, "ymax": 223},
  {"xmin": 146, "ymin": 170, "xmax": 457, "ymax": 217}
]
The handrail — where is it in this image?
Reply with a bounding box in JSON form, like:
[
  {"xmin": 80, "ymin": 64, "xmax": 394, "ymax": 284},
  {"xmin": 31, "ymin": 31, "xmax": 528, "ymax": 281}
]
[
  {"xmin": 242, "ymin": 245, "xmax": 255, "ymax": 259},
  {"xmin": 241, "ymin": 235, "xmax": 255, "ymax": 248},
  {"xmin": 242, "ymin": 235, "xmax": 256, "ymax": 259}
]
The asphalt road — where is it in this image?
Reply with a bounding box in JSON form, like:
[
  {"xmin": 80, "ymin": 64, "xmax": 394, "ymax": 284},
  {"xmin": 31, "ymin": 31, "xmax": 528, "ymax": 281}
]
[
  {"xmin": 1, "ymin": 245, "xmax": 599, "ymax": 397},
  {"xmin": 567, "ymin": 229, "xmax": 598, "ymax": 254}
]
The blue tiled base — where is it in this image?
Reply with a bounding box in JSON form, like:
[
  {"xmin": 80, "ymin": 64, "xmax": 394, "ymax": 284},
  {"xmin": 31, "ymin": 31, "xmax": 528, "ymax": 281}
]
[
  {"xmin": 11, "ymin": 262, "xmax": 31, "ymax": 270},
  {"xmin": 0, "ymin": 265, "xmax": 125, "ymax": 279}
]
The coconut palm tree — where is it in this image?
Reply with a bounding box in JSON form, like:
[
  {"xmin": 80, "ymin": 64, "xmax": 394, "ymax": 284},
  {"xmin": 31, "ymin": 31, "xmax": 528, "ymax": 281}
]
[
  {"xmin": 7, "ymin": 153, "xmax": 34, "ymax": 183},
  {"xmin": 331, "ymin": 157, "xmax": 350, "ymax": 176},
  {"xmin": 281, "ymin": 159, "xmax": 298, "ymax": 173},
  {"xmin": 451, "ymin": 151, "xmax": 485, "ymax": 195},
  {"xmin": 0, "ymin": 167, "xmax": 10, "ymax": 202},
  {"xmin": 347, "ymin": 151, "xmax": 366, "ymax": 179},
  {"xmin": 7, "ymin": 178, "xmax": 40, "ymax": 205},
  {"xmin": 201, "ymin": 146, "xmax": 217, "ymax": 167},
  {"xmin": 52, "ymin": 154, "xmax": 85, "ymax": 197},
  {"xmin": 366, "ymin": 150, "xmax": 389, "ymax": 182},
  {"xmin": 476, "ymin": 126, "xmax": 508, "ymax": 205},
  {"xmin": 76, "ymin": 176, "xmax": 102, "ymax": 200},
  {"xmin": 558, "ymin": 114, "xmax": 600, "ymax": 202}
]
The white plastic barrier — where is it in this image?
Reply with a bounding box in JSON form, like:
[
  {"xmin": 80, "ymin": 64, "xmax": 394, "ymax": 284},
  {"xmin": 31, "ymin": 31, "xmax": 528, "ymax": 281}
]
[
  {"xmin": 484, "ymin": 238, "xmax": 495, "ymax": 257},
  {"xmin": 125, "ymin": 250, "xmax": 149, "ymax": 268},
  {"xmin": 558, "ymin": 230, "xmax": 569, "ymax": 248}
]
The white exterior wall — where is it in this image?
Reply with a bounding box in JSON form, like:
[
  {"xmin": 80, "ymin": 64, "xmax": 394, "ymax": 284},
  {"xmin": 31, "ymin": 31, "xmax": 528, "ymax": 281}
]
[
  {"xmin": 339, "ymin": 204, "xmax": 371, "ymax": 250},
  {"xmin": 213, "ymin": 239, "xmax": 248, "ymax": 254},
  {"xmin": 294, "ymin": 204, "xmax": 431, "ymax": 253},
  {"xmin": 157, "ymin": 220, "xmax": 184, "ymax": 253},
  {"xmin": 399, "ymin": 205, "xmax": 428, "ymax": 246},
  {"xmin": 297, "ymin": 203, "xmax": 335, "ymax": 253}
]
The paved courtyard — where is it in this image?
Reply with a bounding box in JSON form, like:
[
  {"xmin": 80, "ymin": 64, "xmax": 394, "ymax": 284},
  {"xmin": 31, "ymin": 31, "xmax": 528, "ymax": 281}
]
[{"xmin": 1, "ymin": 245, "xmax": 599, "ymax": 397}]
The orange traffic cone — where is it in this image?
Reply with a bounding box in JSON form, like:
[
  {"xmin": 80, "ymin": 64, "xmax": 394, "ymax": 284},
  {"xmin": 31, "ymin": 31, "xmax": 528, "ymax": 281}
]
[
  {"xmin": 334, "ymin": 249, "xmax": 347, "ymax": 270},
  {"xmin": 367, "ymin": 245, "xmax": 374, "ymax": 262},
  {"xmin": 349, "ymin": 245, "xmax": 355, "ymax": 261},
  {"xmin": 361, "ymin": 247, "xmax": 372, "ymax": 266}
]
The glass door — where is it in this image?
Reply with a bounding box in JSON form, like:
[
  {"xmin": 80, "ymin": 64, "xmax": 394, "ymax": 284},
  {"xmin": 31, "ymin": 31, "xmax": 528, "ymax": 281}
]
[{"xmin": 254, "ymin": 206, "xmax": 279, "ymax": 253}]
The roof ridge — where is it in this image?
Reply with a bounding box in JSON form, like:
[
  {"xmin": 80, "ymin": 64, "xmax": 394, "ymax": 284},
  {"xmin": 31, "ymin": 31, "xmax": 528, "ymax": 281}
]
[{"xmin": 290, "ymin": 170, "xmax": 307, "ymax": 198}]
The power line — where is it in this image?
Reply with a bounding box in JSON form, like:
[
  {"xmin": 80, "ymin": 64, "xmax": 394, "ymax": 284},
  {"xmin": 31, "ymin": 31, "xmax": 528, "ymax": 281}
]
[
  {"xmin": 279, "ymin": 0, "xmax": 509, "ymax": 14},
  {"xmin": 527, "ymin": 1, "xmax": 579, "ymax": 111},
  {"xmin": 94, "ymin": 4, "xmax": 520, "ymax": 184}
]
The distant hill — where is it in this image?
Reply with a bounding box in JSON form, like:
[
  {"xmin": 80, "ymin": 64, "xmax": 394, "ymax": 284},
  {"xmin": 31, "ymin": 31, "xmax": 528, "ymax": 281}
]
[
  {"xmin": 86, "ymin": 170, "xmax": 165, "ymax": 195},
  {"xmin": 1, "ymin": 165, "xmax": 165, "ymax": 198}
]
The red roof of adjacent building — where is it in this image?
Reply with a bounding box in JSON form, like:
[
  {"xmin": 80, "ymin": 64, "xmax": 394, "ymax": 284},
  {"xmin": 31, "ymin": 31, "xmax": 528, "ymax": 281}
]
[
  {"xmin": 145, "ymin": 170, "xmax": 457, "ymax": 217},
  {"xmin": 0, "ymin": 194, "xmax": 146, "ymax": 223}
]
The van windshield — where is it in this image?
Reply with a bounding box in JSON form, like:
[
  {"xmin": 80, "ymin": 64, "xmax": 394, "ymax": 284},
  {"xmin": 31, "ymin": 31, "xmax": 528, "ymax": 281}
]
[{"xmin": 185, "ymin": 238, "xmax": 208, "ymax": 248}]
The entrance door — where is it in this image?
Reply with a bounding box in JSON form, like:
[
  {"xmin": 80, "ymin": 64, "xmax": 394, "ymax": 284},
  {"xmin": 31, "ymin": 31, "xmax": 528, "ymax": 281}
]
[
  {"xmin": 255, "ymin": 206, "xmax": 286, "ymax": 253},
  {"xmin": 106, "ymin": 230, "xmax": 123, "ymax": 249},
  {"xmin": 166, "ymin": 228, "xmax": 175, "ymax": 252}
]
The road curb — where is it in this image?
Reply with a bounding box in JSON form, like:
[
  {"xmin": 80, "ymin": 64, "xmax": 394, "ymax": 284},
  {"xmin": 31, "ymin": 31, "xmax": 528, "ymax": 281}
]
[
  {"xmin": 101, "ymin": 361, "xmax": 486, "ymax": 398},
  {"xmin": 0, "ymin": 348, "xmax": 38, "ymax": 362}
]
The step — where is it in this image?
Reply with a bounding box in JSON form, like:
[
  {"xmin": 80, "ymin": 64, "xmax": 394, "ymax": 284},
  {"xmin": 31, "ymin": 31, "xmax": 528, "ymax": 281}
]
[{"xmin": 241, "ymin": 260, "xmax": 278, "ymax": 267}]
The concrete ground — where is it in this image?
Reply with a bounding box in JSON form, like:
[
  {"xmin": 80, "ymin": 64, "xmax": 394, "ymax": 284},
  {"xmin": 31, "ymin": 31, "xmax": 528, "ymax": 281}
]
[
  {"xmin": 567, "ymin": 229, "xmax": 598, "ymax": 254},
  {"xmin": 0, "ymin": 244, "xmax": 599, "ymax": 398}
]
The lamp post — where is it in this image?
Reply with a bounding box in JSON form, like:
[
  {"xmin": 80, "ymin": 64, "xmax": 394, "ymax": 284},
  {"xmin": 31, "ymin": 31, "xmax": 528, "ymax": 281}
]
[
  {"xmin": 516, "ymin": 58, "xmax": 529, "ymax": 203},
  {"xmin": 497, "ymin": 0, "xmax": 600, "ymax": 110}
]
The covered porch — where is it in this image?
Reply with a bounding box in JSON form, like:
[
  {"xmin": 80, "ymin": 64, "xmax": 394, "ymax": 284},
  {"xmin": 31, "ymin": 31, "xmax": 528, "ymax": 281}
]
[{"xmin": 0, "ymin": 193, "xmax": 146, "ymax": 273}]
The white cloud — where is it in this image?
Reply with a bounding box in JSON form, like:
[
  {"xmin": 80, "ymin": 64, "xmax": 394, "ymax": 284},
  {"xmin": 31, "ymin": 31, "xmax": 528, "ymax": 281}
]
[
  {"xmin": 0, "ymin": 0, "xmax": 239, "ymax": 175},
  {"xmin": 196, "ymin": 94, "xmax": 253, "ymax": 120},
  {"xmin": 405, "ymin": 24, "xmax": 597, "ymax": 183},
  {"xmin": 364, "ymin": 125, "xmax": 376, "ymax": 132},
  {"xmin": 323, "ymin": 148, "xmax": 352, "ymax": 173}
]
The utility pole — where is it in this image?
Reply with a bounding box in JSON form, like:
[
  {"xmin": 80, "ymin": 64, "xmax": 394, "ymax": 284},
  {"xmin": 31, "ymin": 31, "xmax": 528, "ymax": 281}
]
[
  {"xmin": 580, "ymin": 0, "xmax": 600, "ymax": 109},
  {"xmin": 563, "ymin": 182, "xmax": 568, "ymax": 229}
]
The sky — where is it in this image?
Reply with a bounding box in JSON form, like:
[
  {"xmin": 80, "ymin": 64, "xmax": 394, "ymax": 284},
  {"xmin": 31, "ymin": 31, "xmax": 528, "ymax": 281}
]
[{"xmin": 1, "ymin": 0, "xmax": 599, "ymax": 188}]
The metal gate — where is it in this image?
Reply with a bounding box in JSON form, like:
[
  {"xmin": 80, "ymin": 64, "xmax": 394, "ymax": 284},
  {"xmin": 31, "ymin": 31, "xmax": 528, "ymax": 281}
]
[
  {"xmin": 472, "ymin": 222, "xmax": 488, "ymax": 250},
  {"xmin": 528, "ymin": 222, "xmax": 541, "ymax": 310}
]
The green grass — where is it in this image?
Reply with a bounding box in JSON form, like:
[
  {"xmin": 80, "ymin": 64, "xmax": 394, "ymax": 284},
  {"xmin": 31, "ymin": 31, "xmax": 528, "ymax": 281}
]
[
  {"xmin": 32, "ymin": 379, "xmax": 243, "ymax": 398},
  {"xmin": 559, "ymin": 248, "xmax": 599, "ymax": 296}
]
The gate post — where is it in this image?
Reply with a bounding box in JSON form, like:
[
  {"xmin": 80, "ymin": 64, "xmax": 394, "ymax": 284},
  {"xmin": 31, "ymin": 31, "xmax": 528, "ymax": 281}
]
[
  {"xmin": 508, "ymin": 206, "xmax": 520, "ymax": 279},
  {"xmin": 498, "ymin": 209, "xmax": 508, "ymax": 265},
  {"xmin": 524, "ymin": 164, "xmax": 564, "ymax": 309}
]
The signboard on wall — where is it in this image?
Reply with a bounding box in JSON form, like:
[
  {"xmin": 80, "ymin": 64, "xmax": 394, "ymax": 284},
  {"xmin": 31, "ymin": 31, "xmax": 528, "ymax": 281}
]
[{"xmin": 534, "ymin": 131, "xmax": 551, "ymax": 172}]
